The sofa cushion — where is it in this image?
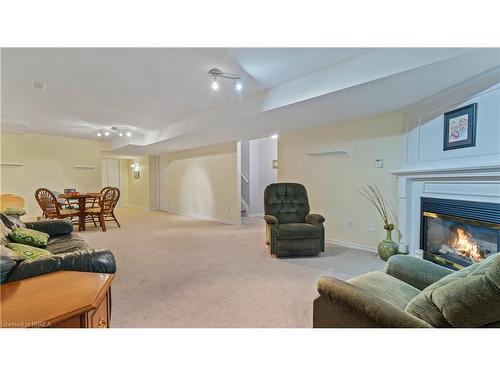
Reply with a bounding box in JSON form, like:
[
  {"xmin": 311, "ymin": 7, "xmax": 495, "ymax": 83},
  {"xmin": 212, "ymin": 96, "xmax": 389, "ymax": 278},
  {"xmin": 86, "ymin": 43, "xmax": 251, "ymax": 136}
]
[
  {"xmin": 8, "ymin": 228, "xmax": 49, "ymax": 248},
  {"xmin": 348, "ymin": 271, "xmax": 421, "ymax": 310},
  {"xmin": 406, "ymin": 253, "xmax": 500, "ymax": 327},
  {"xmin": 0, "ymin": 213, "xmax": 26, "ymax": 230},
  {"xmin": 46, "ymin": 233, "xmax": 90, "ymax": 254},
  {"xmin": 6, "ymin": 243, "xmax": 52, "ymax": 261},
  {"xmin": 277, "ymin": 223, "xmax": 321, "ymax": 239},
  {"xmin": 1, "ymin": 245, "xmax": 23, "ymax": 283}
]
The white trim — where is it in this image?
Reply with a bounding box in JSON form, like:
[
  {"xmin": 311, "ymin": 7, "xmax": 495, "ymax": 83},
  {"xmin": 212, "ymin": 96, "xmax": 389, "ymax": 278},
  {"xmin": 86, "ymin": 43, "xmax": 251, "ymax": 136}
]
[
  {"xmin": 123, "ymin": 204, "xmax": 151, "ymax": 210},
  {"xmin": 167, "ymin": 209, "xmax": 241, "ymax": 225},
  {"xmin": 326, "ymin": 238, "xmax": 377, "ymax": 254},
  {"xmin": 249, "ymin": 212, "xmax": 264, "ymax": 218}
]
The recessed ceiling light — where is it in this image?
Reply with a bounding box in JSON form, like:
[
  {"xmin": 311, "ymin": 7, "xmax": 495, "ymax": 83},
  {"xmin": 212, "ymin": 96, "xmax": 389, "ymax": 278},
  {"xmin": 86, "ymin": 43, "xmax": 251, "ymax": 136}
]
[
  {"xmin": 126, "ymin": 132, "xmax": 132, "ymax": 137},
  {"xmin": 271, "ymin": 134, "xmax": 279, "ymax": 139},
  {"xmin": 235, "ymin": 81, "xmax": 242, "ymax": 91},
  {"xmin": 118, "ymin": 132, "xmax": 123, "ymax": 137},
  {"xmin": 104, "ymin": 131, "xmax": 110, "ymax": 136},
  {"xmin": 97, "ymin": 131, "xmax": 102, "ymax": 137},
  {"xmin": 211, "ymin": 80, "xmax": 219, "ymax": 91}
]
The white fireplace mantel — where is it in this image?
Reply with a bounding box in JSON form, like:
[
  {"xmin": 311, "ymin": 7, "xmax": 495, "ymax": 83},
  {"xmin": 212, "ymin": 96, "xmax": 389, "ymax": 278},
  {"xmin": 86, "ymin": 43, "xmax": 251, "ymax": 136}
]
[{"xmin": 391, "ymin": 164, "xmax": 500, "ymax": 256}]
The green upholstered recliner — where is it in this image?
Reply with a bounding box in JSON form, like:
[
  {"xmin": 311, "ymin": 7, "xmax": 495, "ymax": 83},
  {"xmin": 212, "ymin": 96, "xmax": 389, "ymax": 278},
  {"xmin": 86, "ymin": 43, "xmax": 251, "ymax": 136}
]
[
  {"xmin": 313, "ymin": 253, "xmax": 500, "ymax": 328},
  {"xmin": 264, "ymin": 183, "xmax": 325, "ymax": 257}
]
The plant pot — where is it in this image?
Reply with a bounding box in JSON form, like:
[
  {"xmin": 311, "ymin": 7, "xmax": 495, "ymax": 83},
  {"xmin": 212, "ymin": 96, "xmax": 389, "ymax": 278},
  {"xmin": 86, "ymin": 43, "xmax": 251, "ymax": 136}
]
[{"xmin": 377, "ymin": 228, "xmax": 399, "ymax": 261}]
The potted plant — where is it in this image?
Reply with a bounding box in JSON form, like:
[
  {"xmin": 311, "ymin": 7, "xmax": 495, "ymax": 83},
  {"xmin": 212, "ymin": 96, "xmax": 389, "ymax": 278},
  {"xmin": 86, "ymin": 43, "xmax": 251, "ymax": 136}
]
[{"xmin": 359, "ymin": 184, "xmax": 401, "ymax": 261}]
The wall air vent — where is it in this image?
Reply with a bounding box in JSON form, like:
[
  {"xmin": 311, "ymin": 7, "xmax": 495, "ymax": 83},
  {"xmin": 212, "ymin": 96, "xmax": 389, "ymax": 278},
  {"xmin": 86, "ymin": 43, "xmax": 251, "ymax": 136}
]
[{"xmin": 31, "ymin": 80, "xmax": 47, "ymax": 90}]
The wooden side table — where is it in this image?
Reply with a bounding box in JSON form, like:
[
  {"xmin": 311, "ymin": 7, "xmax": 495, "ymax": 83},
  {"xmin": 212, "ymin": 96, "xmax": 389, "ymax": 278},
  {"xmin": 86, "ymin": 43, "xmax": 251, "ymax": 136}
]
[{"xmin": 1, "ymin": 271, "xmax": 114, "ymax": 328}]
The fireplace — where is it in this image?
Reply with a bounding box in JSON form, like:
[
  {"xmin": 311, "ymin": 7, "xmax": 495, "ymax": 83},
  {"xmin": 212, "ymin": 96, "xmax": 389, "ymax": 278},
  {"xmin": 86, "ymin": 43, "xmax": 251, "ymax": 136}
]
[{"xmin": 421, "ymin": 197, "xmax": 500, "ymax": 270}]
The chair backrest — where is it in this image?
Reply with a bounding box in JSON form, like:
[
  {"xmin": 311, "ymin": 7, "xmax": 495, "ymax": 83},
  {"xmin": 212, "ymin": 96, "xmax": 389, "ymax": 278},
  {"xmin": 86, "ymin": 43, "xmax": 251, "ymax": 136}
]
[
  {"xmin": 0, "ymin": 194, "xmax": 25, "ymax": 210},
  {"xmin": 264, "ymin": 183, "xmax": 310, "ymax": 224},
  {"xmin": 35, "ymin": 188, "xmax": 60, "ymax": 217},
  {"xmin": 100, "ymin": 187, "xmax": 120, "ymax": 212}
]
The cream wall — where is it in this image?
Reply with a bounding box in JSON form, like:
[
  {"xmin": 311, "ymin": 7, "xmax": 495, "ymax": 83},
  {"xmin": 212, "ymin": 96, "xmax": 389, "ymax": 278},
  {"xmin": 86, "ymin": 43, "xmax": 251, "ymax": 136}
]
[
  {"xmin": 164, "ymin": 142, "xmax": 241, "ymax": 224},
  {"xmin": 278, "ymin": 112, "xmax": 404, "ymax": 249},
  {"xmin": 127, "ymin": 156, "xmax": 151, "ymax": 209},
  {"xmin": 0, "ymin": 133, "xmax": 107, "ymax": 216}
]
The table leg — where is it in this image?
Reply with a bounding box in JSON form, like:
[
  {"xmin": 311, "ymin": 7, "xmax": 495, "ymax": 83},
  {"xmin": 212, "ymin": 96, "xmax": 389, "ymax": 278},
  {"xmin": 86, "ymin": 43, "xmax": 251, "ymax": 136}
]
[{"xmin": 79, "ymin": 197, "xmax": 86, "ymax": 231}]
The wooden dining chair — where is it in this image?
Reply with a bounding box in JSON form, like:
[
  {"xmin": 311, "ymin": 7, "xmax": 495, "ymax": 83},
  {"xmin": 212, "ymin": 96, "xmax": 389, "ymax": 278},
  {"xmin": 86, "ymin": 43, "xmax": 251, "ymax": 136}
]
[
  {"xmin": 35, "ymin": 188, "xmax": 79, "ymax": 221},
  {"xmin": 84, "ymin": 187, "xmax": 120, "ymax": 231}
]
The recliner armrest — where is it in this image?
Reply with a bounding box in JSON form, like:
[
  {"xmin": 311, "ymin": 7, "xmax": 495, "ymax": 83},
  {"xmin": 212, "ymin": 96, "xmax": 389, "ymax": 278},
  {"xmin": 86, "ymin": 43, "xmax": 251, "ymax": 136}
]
[
  {"xmin": 24, "ymin": 219, "xmax": 74, "ymax": 237},
  {"xmin": 305, "ymin": 214, "xmax": 325, "ymax": 227},
  {"xmin": 264, "ymin": 215, "xmax": 279, "ymax": 225},
  {"xmin": 316, "ymin": 276, "xmax": 431, "ymax": 328},
  {"xmin": 384, "ymin": 255, "xmax": 453, "ymax": 290}
]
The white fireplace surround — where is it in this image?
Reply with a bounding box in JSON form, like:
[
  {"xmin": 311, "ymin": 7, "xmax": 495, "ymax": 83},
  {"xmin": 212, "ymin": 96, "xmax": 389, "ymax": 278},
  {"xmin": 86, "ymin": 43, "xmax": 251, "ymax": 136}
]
[
  {"xmin": 392, "ymin": 164, "xmax": 500, "ymax": 256},
  {"xmin": 390, "ymin": 75, "xmax": 500, "ymax": 256}
]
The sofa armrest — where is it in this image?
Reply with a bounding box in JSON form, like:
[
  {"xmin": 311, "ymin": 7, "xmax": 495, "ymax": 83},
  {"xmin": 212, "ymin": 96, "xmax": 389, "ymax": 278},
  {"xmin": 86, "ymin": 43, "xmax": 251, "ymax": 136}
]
[
  {"xmin": 384, "ymin": 255, "xmax": 453, "ymax": 290},
  {"xmin": 24, "ymin": 219, "xmax": 74, "ymax": 237},
  {"xmin": 5, "ymin": 249, "xmax": 116, "ymax": 283},
  {"xmin": 314, "ymin": 276, "xmax": 431, "ymax": 328},
  {"xmin": 264, "ymin": 215, "xmax": 279, "ymax": 225},
  {"xmin": 305, "ymin": 214, "xmax": 325, "ymax": 227}
]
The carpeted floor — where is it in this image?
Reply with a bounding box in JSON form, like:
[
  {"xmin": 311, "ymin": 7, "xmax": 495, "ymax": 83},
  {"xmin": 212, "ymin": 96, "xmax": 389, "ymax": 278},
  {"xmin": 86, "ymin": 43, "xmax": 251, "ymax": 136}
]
[{"xmin": 79, "ymin": 207, "xmax": 385, "ymax": 327}]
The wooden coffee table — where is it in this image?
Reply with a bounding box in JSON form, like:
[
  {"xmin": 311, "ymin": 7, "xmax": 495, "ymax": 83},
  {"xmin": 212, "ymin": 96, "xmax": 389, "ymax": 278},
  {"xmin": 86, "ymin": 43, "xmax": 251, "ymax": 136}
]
[{"xmin": 1, "ymin": 271, "xmax": 114, "ymax": 328}]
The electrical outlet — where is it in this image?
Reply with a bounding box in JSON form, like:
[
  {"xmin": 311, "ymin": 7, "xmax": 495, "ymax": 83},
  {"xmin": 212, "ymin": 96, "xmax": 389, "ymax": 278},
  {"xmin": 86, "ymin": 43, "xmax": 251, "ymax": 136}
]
[
  {"xmin": 368, "ymin": 223, "xmax": 374, "ymax": 232},
  {"xmin": 347, "ymin": 221, "xmax": 352, "ymax": 229}
]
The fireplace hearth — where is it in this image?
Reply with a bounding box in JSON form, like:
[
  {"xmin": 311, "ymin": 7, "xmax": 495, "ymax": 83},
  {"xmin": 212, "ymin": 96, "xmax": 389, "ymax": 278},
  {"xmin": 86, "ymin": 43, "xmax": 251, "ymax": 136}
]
[{"xmin": 421, "ymin": 198, "xmax": 500, "ymax": 270}]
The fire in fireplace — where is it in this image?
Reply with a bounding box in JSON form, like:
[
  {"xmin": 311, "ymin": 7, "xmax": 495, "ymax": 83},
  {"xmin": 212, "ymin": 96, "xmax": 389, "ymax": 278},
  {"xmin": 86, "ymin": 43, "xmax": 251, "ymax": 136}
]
[{"xmin": 421, "ymin": 198, "xmax": 500, "ymax": 270}]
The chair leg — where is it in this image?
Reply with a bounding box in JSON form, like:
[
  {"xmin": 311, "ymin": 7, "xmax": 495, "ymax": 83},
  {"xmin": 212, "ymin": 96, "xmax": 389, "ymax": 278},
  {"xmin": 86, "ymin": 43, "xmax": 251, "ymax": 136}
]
[
  {"xmin": 99, "ymin": 213, "xmax": 107, "ymax": 232},
  {"xmin": 92, "ymin": 216, "xmax": 98, "ymax": 227},
  {"xmin": 111, "ymin": 212, "xmax": 121, "ymax": 228}
]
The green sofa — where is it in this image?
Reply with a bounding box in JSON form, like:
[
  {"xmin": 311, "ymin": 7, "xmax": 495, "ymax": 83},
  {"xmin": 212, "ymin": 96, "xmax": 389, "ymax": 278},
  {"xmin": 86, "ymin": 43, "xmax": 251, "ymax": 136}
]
[
  {"xmin": 313, "ymin": 253, "xmax": 500, "ymax": 328},
  {"xmin": 264, "ymin": 183, "xmax": 325, "ymax": 257}
]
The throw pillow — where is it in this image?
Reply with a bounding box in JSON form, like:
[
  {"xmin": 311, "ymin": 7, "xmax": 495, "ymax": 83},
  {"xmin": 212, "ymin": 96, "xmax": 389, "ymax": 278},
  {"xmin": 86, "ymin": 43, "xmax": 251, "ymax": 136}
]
[
  {"xmin": 8, "ymin": 228, "xmax": 50, "ymax": 248},
  {"xmin": 6, "ymin": 243, "xmax": 52, "ymax": 260},
  {"xmin": 0, "ymin": 212, "xmax": 26, "ymax": 230},
  {"xmin": 1, "ymin": 220, "xmax": 12, "ymax": 247}
]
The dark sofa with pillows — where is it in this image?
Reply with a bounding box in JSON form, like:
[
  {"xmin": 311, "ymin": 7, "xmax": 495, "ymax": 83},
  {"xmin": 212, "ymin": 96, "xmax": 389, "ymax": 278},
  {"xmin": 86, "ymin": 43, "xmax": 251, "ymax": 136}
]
[{"xmin": 1, "ymin": 213, "xmax": 116, "ymax": 284}]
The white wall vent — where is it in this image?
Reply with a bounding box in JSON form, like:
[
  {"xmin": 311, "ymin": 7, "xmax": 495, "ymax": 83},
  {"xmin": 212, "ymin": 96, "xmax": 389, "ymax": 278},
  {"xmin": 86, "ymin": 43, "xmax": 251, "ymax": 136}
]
[{"xmin": 31, "ymin": 80, "xmax": 47, "ymax": 90}]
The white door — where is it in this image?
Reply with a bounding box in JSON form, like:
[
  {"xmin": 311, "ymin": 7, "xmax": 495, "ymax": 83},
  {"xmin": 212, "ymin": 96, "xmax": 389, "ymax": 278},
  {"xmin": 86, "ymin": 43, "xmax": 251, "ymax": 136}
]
[
  {"xmin": 158, "ymin": 154, "xmax": 169, "ymax": 211},
  {"xmin": 102, "ymin": 159, "xmax": 120, "ymax": 188}
]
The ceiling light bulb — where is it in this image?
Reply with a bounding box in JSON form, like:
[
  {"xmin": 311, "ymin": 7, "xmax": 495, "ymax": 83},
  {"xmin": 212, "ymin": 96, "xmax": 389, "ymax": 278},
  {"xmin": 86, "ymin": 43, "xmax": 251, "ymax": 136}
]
[
  {"xmin": 97, "ymin": 132, "xmax": 102, "ymax": 137},
  {"xmin": 104, "ymin": 131, "xmax": 110, "ymax": 136},
  {"xmin": 235, "ymin": 81, "xmax": 242, "ymax": 91},
  {"xmin": 126, "ymin": 131, "xmax": 132, "ymax": 137},
  {"xmin": 212, "ymin": 80, "xmax": 219, "ymax": 90},
  {"xmin": 271, "ymin": 134, "xmax": 279, "ymax": 139},
  {"xmin": 118, "ymin": 132, "xmax": 123, "ymax": 137}
]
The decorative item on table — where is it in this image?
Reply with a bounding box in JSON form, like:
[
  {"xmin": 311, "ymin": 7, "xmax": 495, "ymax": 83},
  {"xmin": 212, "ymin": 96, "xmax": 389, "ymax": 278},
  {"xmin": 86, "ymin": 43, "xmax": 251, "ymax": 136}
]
[
  {"xmin": 443, "ymin": 103, "xmax": 477, "ymax": 151},
  {"xmin": 359, "ymin": 183, "xmax": 401, "ymax": 261},
  {"xmin": 0, "ymin": 207, "xmax": 26, "ymax": 220}
]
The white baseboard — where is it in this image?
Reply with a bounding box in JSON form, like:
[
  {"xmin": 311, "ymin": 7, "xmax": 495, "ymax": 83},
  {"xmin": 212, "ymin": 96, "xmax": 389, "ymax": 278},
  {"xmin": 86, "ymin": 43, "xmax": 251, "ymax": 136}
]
[
  {"xmin": 326, "ymin": 238, "xmax": 377, "ymax": 254},
  {"xmin": 249, "ymin": 212, "xmax": 264, "ymax": 218},
  {"xmin": 166, "ymin": 209, "xmax": 241, "ymax": 225},
  {"xmin": 122, "ymin": 204, "xmax": 151, "ymax": 210}
]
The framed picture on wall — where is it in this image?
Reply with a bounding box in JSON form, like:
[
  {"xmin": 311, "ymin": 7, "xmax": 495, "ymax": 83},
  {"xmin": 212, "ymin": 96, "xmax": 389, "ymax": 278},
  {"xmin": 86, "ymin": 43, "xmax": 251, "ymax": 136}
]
[{"xmin": 443, "ymin": 103, "xmax": 477, "ymax": 151}]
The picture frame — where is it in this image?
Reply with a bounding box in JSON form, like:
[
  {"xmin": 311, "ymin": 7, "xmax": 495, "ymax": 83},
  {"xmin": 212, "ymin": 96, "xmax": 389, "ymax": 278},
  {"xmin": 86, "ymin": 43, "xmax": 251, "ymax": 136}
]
[{"xmin": 443, "ymin": 103, "xmax": 477, "ymax": 151}]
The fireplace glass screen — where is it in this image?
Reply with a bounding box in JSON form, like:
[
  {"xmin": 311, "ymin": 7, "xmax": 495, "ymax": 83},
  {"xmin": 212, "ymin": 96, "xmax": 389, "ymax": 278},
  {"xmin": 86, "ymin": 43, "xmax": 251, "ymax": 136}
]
[{"xmin": 423, "ymin": 214, "xmax": 499, "ymax": 269}]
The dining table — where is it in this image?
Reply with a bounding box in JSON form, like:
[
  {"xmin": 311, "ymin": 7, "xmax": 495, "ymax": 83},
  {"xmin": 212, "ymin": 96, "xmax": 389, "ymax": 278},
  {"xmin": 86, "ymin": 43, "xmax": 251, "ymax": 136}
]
[{"xmin": 58, "ymin": 192, "xmax": 102, "ymax": 231}]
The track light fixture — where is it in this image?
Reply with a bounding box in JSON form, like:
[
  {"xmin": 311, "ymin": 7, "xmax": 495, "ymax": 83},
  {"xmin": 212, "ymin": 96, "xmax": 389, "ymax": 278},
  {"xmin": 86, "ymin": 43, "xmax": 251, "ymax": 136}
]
[
  {"xmin": 96, "ymin": 127, "xmax": 133, "ymax": 138},
  {"xmin": 208, "ymin": 67, "xmax": 242, "ymax": 92}
]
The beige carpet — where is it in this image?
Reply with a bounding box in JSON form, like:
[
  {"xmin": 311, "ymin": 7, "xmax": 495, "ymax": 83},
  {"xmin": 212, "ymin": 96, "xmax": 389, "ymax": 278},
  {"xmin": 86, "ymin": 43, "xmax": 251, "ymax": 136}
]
[{"xmin": 79, "ymin": 207, "xmax": 385, "ymax": 327}]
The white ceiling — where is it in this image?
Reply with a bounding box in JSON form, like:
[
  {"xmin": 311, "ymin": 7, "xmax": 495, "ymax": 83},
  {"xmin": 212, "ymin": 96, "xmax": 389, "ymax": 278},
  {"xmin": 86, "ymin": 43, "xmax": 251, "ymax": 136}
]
[{"xmin": 1, "ymin": 48, "xmax": 500, "ymax": 155}]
